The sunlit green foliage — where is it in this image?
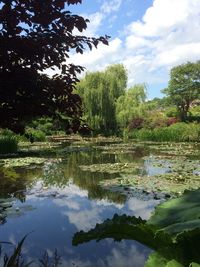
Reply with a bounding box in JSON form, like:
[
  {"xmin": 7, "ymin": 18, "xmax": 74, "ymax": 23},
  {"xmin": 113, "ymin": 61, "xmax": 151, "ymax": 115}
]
[
  {"xmin": 163, "ymin": 61, "xmax": 200, "ymax": 121},
  {"xmin": 73, "ymin": 189, "xmax": 200, "ymax": 267},
  {"xmin": 0, "ymin": 129, "xmax": 19, "ymax": 154},
  {"xmin": 77, "ymin": 64, "xmax": 127, "ymax": 135},
  {"xmin": 116, "ymin": 84, "xmax": 147, "ymax": 128},
  {"xmin": 128, "ymin": 122, "xmax": 200, "ymax": 142}
]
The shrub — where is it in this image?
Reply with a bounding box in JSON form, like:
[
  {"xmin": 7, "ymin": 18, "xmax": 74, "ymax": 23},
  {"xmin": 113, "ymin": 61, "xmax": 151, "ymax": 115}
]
[
  {"xmin": 128, "ymin": 117, "xmax": 144, "ymax": 130},
  {"xmin": 25, "ymin": 127, "xmax": 46, "ymax": 142},
  {"xmin": 166, "ymin": 117, "xmax": 179, "ymax": 126},
  {"xmin": 0, "ymin": 128, "xmax": 19, "ymax": 154},
  {"xmin": 31, "ymin": 117, "xmax": 54, "ymax": 135},
  {"xmin": 142, "ymin": 111, "xmax": 168, "ymax": 129},
  {"xmin": 0, "ymin": 135, "xmax": 18, "ymax": 154},
  {"xmin": 165, "ymin": 106, "xmax": 178, "ymax": 118},
  {"xmin": 128, "ymin": 122, "xmax": 200, "ymax": 142}
]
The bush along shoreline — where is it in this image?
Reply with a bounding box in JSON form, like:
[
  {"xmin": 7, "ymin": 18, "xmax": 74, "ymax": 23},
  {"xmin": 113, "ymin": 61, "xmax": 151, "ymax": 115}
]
[{"xmin": 126, "ymin": 122, "xmax": 200, "ymax": 142}]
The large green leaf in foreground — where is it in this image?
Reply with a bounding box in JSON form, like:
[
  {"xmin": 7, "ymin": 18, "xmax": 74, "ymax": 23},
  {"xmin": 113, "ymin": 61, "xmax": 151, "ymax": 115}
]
[
  {"xmin": 73, "ymin": 189, "xmax": 200, "ymax": 266},
  {"xmin": 148, "ymin": 189, "xmax": 200, "ymax": 235}
]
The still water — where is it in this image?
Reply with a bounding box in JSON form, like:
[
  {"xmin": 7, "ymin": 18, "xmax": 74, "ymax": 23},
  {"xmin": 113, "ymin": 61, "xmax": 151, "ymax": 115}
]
[{"xmin": 0, "ymin": 142, "xmax": 171, "ymax": 266}]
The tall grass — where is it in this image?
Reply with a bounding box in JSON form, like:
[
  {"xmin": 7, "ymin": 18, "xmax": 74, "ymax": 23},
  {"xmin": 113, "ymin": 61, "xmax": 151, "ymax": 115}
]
[
  {"xmin": 0, "ymin": 235, "xmax": 61, "ymax": 267},
  {"xmin": 0, "ymin": 136, "xmax": 18, "ymax": 154},
  {"xmin": 0, "ymin": 129, "xmax": 19, "ymax": 154},
  {"xmin": 128, "ymin": 122, "xmax": 200, "ymax": 142}
]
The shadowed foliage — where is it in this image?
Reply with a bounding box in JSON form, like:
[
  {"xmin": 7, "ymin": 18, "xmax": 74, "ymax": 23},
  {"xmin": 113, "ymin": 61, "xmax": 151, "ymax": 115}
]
[
  {"xmin": 73, "ymin": 190, "xmax": 200, "ymax": 266},
  {"xmin": 0, "ymin": 0, "xmax": 109, "ymax": 133}
]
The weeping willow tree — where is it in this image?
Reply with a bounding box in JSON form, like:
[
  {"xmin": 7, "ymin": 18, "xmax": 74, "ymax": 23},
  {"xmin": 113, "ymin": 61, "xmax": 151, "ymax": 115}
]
[
  {"xmin": 116, "ymin": 83, "xmax": 147, "ymax": 128},
  {"xmin": 76, "ymin": 64, "xmax": 127, "ymax": 135}
]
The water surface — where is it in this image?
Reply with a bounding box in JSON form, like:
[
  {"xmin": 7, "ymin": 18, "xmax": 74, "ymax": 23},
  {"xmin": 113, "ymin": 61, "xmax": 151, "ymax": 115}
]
[{"xmin": 1, "ymin": 141, "xmax": 192, "ymax": 266}]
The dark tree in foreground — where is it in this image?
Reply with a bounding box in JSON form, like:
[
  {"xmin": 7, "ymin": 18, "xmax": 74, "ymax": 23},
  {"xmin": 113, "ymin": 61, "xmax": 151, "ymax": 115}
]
[
  {"xmin": 163, "ymin": 61, "xmax": 200, "ymax": 121},
  {"xmin": 0, "ymin": 0, "xmax": 109, "ymax": 133}
]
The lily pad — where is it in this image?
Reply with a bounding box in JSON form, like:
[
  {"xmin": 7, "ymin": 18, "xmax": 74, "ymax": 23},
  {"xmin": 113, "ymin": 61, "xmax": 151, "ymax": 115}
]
[
  {"xmin": 1, "ymin": 157, "xmax": 47, "ymax": 168},
  {"xmin": 100, "ymin": 171, "xmax": 200, "ymax": 195},
  {"xmin": 79, "ymin": 162, "xmax": 142, "ymax": 174},
  {"xmin": 148, "ymin": 189, "xmax": 200, "ymax": 236}
]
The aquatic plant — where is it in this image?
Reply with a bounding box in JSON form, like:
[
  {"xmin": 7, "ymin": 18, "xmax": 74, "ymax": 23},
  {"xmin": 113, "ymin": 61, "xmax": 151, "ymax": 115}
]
[
  {"xmin": 0, "ymin": 157, "xmax": 47, "ymax": 168},
  {"xmin": 73, "ymin": 189, "xmax": 200, "ymax": 266},
  {"xmin": 0, "ymin": 236, "xmax": 62, "ymax": 267},
  {"xmin": 0, "ymin": 136, "xmax": 18, "ymax": 154},
  {"xmin": 128, "ymin": 122, "xmax": 200, "ymax": 142},
  {"xmin": 79, "ymin": 162, "xmax": 142, "ymax": 174},
  {"xmin": 0, "ymin": 235, "xmax": 32, "ymax": 267}
]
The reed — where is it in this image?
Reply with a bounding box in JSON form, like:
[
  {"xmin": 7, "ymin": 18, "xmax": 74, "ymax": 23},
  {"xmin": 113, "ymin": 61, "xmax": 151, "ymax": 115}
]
[{"xmin": 128, "ymin": 123, "xmax": 200, "ymax": 142}]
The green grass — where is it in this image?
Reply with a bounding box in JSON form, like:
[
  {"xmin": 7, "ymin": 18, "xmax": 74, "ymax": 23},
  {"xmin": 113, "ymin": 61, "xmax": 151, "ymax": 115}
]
[
  {"xmin": 128, "ymin": 122, "xmax": 200, "ymax": 142},
  {"xmin": 0, "ymin": 135, "xmax": 18, "ymax": 154}
]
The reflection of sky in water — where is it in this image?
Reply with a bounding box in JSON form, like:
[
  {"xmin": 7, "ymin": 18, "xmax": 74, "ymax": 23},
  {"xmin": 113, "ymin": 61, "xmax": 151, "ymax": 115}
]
[
  {"xmin": 0, "ymin": 182, "xmax": 156, "ymax": 266},
  {"xmin": 142, "ymin": 155, "xmax": 171, "ymax": 176}
]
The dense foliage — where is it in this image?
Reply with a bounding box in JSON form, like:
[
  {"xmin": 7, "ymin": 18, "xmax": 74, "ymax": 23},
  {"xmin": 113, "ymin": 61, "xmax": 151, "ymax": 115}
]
[
  {"xmin": 0, "ymin": 0, "xmax": 109, "ymax": 133},
  {"xmin": 75, "ymin": 61, "xmax": 200, "ymax": 140},
  {"xmin": 77, "ymin": 64, "xmax": 127, "ymax": 135},
  {"xmin": 116, "ymin": 84, "xmax": 147, "ymax": 128},
  {"xmin": 163, "ymin": 61, "xmax": 200, "ymax": 121},
  {"xmin": 73, "ymin": 189, "xmax": 200, "ymax": 266}
]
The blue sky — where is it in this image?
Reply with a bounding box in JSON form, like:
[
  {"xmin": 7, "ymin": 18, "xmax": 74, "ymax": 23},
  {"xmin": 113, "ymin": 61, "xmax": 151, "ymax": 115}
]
[{"xmin": 66, "ymin": 0, "xmax": 200, "ymax": 99}]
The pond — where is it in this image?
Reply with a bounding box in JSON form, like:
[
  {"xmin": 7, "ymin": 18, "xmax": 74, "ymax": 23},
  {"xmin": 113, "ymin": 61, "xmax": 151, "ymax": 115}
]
[{"xmin": 0, "ymin": 140, "xmax": 200, "ymax": 266}]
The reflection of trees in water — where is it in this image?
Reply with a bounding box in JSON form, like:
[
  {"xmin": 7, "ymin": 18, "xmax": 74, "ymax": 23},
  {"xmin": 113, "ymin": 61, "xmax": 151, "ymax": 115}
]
[
  {"xmin": 0, "ymin": 167, "xmax": 41, "ymax": 201},
  {"xmin": 0, "ymin": 166, "xmax": 41, "ymax": 225},
  {"xmin": 42, "ymin": 160, "xmax": 67, "ymax": 188},
  {"xmin": 73, "ymin": 190, "xmax": 200, "ymax": 266},
  {"xmin": 73, "ymin": 213, "xmax": 200, "ymax": 267},
  {"xmin": 61, "ymin": 150, "xmax": 126, "ymax": 204}
]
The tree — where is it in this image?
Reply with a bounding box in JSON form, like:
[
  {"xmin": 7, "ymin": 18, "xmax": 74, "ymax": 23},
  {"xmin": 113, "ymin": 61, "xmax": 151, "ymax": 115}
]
[
  {"xmin": 163, "ymin": 61, "xmax": 200, "ymax": 121},
  {"xmin": 0, "ymin": 0, "xmax": 109, "ymax": 133},
  {"xmin": 116, "ymin": 84, "xmax": 147, "ymax": 128},
  {"xmin": 77, "ymin": 64, "xmax": 127, "ymax": 135}
]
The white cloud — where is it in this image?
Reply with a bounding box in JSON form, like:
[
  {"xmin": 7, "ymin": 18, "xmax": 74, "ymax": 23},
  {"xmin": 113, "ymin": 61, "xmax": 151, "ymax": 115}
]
[
  {"xmin": 69, "ymin": 38, "xmax": 122, "ymax": 71},
  {"xmin": 125, "ymin": 36, "xmax": 151, "ymax": 50},
  {"xmin": 152, "ymin": 43, "xmax": 200, "ymax": 67},
  {"xmin": 104, "ymin": 244, "xmax": 148, "ymax": 267},
  {"xmin": 126, "ymin": 198, "xmax": 159, "ymax": 220},
  {"xmin": 43, "ymin": 0, "xmax": 200, "ymax": 97},
  {"xmin": 61, "ymin": 243, "xmax": 148, "ymax": 267},
  {"xmin": 84, "ymin": 12, "xmax": 104, "ymax": 37},
  {"xmin": 100, "ymin": 0, "xmax": 122, "ymax": 14},
  {"xmin": 72, "ymin": 0, "xmax": 200, "ymax": 96},
  {"xmin": 128, "ymin": 0, "xmax": 195, "ymax": 37}
]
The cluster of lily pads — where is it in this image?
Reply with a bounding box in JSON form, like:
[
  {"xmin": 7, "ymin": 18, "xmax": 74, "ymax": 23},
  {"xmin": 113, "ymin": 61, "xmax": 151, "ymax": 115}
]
[
  {"xmin": 0, "ymin": 157, "xmax": 47, "ymax": 168},
  {"xmin": 79, "ymin": 162, "xmax": 141, "ymax": 174},
  {"xmin": 78, "ymin": 142, "xmax": 200, "ymax": 197}
]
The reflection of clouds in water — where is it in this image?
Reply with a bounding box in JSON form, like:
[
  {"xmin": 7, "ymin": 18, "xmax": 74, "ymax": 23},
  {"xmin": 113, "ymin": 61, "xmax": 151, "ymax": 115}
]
[
  {"xmin": 8, "ymin": 233, "xmax": 17, "ymax": 245},
  {"xmin": 64, "ymin": 208, "xmax": 102, "ymax": 231},
  {"xmin": 61, "ymin": 258, "xmax": 92, "ymax": 267},
  {"xmin": 61, "ymin": 243, "xmax": 148, "ymax": 267},
  {"xmin": 127, "ymin": 198, "xmax": 158, "ymax": 220},
  {"xmin": 95, "ymin": 198, "xmax": 123, "ymax": 209},
  {"xmin": 52, "ymin": 183, "xmax": 125, "ymax": 231},
  {"xmin": 28, "ymin": 183, "xmax": 88, "ymax": 201},
  {"xmin": 60, "ymin": 183, "xmax": 88, "ymax": 198},
  {"xmin": 55, "ymin": 198, "xmax": 80, "ymax": 210},
  {"xmin": 52, "ymin": 183, "xmax": 159, "ymax": 230},
  {"xmin": 104, "ymin": 244, "xmax": 147, "ymax": 267}
]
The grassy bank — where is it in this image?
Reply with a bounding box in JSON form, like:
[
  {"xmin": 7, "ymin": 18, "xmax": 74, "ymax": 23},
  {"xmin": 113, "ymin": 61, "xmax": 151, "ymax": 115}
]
[
  {"xmin": 127, "ymin": 122, "xmax": 200, "ymax": 142},
  {"xmin": 0, "ymin": 129, "xmax": 20, "ymax": 154}
]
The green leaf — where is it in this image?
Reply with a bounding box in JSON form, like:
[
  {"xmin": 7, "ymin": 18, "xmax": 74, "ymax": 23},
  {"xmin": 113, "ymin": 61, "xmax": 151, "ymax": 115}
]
[{"xmin": 148, "ymin": 189, "xmax": 200, "ymax": 236}]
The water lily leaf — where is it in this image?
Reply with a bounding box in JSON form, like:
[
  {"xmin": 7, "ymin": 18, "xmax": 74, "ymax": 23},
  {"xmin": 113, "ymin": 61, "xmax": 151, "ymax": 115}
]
[
  {"xmin": 148, "ymin": 190, "xmax": 200, "ymax": 235},
  {"xmin": 2, "ymin": 157, "xmax": 47, "ymax": 168},
  {"xmin": 190, "ymin": 263, "xmax": 200, "ymax": 267},
  {"xmin": 145, "ymin": 252, "xmax": 184, "ymax": 267}
]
